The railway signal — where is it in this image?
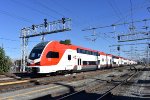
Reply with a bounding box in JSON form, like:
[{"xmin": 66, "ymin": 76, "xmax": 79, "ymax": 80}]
[
  {"xmin": 117, "ymin": 46, "xmax": 120, "ymax": 51},
  {"xmin": 44, "ymin": 19, "xmax": 48, "ymax": 28},
  {"xmin": 32, "ymin": 25, "xmax": 35, "ymax": 30},
  {"xmin": 62, "ymin": 17, "xmax": 65, "ymax": 24},
  {"xmin": 118, "ymin": 36, "xmax": 120, "ymax": 41}
]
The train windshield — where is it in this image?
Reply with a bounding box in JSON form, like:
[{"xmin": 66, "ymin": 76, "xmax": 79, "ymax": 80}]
[{"xmin": 29, "ymin": 42, "xmax": 48, "ymax": 60}]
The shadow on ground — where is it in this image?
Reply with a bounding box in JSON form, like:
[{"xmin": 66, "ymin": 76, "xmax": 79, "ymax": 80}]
[
  {"xmin": 31, "ymin": 82, "xmax": 150, "ymax": 100},
  {"xmin": 32, "ymin": 91, "xmax": 150, "ymax": 100}
]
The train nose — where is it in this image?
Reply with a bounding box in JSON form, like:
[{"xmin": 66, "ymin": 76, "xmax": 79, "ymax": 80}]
[{"xmin": 27, "ymin": 59, "xmax": 34, "ymax": 65}]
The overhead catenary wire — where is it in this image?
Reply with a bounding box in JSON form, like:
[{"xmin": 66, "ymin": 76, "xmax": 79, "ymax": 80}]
[
  {"xmin": 112, "ymin": 0, "xmax": 129, "ymax": 31},
  {"xmin": 0, "ymin": 9, "xmax": 33, "ymax": 23},
  {"xmin": 83, "ymin": 1, "xmax": 149, "ymax": 32},
  {"xmin": 82, "ymin": 18, "xmax": 150, "ymax": 31},
  {"xmin": 114, "ymin": 0, "xmax": 148, "ymax": 24},
  {"xmin": 0, "ymin": 37, "xmax": 39, "ymax": 42},
  {"xmin": 106, "ymin": 0, "xmax": 122, "ymax": 21},
  {"xmin": 44, "ymin": 0, "xmax": 92, "ymax": 29},
  {"xmin": 33, "ymin": 0, "xmax": 65, "ymax": 17},
  {"xmin": 30, "ymin": 0, "xmax": 84, "ymax": 29},
  {"xmin": 10, "ymin": 0, "xmax": 57, "ymax": 20}
]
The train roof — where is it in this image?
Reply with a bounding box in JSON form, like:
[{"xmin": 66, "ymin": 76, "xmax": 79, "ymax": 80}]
[
  {"xmin": 38, "ymin": 41, "xmax": 134, "ymax": 61},
  {"xmin": 55, "ymin": 40, "xmax": 105, "ymax": 53},
  {"xmin": 99, "ymin": 52, "xmax": 106, "ymax": 55}
]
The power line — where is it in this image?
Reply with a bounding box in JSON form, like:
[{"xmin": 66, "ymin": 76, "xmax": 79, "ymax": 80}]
[
  {"xmin": 82, "ymin": 18, "xmax": 150, "ymax": 31},
  {"xmin": 113, "ymin": 0, "xmax": 129, "ymax": 31},
  {"xmin": 0, "ymin": 37, "xmax": 19, "ymax": 42},
  {"xmin": 37, "ymin": 0, "xmax": 86, "ymax": 29},
  {"xmin": 33, "ymin": 0, "xmax": 65, "ymax": 17},
  {"xmin": 113, "ymin": 0, "xmax": 125, "ymax": 20},
  {"xmin": 50, "ymin": 0, "xmax": 72, "ymax": 13},
  {"xmin": 0, "ymin": 37, "xmax": 39, "ymax": 42},
  {"xmin": 107, "ymin": 0, "xmax": 122, "ymax": 21},
  {"xmin": 10, "ymin": 0, "xmax": 57, "ymax": 20},
  {"xmin": 0, "ymin": 9, "xmax": 33, "ymax": 23}
]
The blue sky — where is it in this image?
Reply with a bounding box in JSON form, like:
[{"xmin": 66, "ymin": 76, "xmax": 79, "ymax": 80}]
[{"xmin": 0, "ymin": 0, "xmax": 149, "ymax": 60}]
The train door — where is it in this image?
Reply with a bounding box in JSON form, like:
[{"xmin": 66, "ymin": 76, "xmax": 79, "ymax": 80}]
[
  {"xmin": 66, "ymin": 50, "xmax": 73, "ymax": 70},
  {"xmin": 67, "ymin": 55, "xmax": 72, "ymax": 65},
  {"xmin": 77, "ymin": 58, "xmax": 82, "ymax": 70},
  {"xmin": 110, "ymin": 59, "xmax": 112, "ymax": 68}
]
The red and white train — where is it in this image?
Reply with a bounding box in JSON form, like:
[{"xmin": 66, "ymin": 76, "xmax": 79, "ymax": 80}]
[{"xmin": 27, "ymin": 41, "xmax": 137, "ymax": 73}]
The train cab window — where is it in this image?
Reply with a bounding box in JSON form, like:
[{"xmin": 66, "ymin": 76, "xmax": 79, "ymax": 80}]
[
  {"xmin": 46, "ymin": 51, "xmax": 59, "ymax": 58},
  {"xmin": 29, "ymin": 48, "xmax": 43, "ymax": 60},
  {"xmin": 68, "ymin": 55, "xmax": 71, "ymax": 60}
]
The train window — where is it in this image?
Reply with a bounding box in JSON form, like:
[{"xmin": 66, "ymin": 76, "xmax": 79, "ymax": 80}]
[
  {"xmin": 96, "ymin": 52, "xmax": 98, "ymax": 56},
  {"xmin": 85, "ymin": 50, "xmax": 87, "ymax": 54},
  {"xmin": 86, "ymin": 50, "xmax": 89, "ymax": 54},
  {"xmin": 83, "ymin": 61, "xmax": 87, "ymax": 65},
  {"xmin": 77, "ymin": 48, "xmax": 80, "ymax": 53},
  {"xmin": 68, "ymin": 55, "xmax": 71, "ymax": 60},
  {"xmin": 89, "ymin": 61, "xmax": 96, "ymax": 65},
  {"xmin": 80, "ymin": 49, "xmax": 83, "ymax": 53},
  {"xmin": 113, "ymin": 62, "xmax": 116, "ymax": 64},
  {"xmin": 90, "ymin": 51, "xmax": 92, "ymax": 55},
  {"xmin": 29, "ymin": 48, "xmax": 44, "ymax": 60},
  {"xmin": 88, "ymin": 51, "xmax": 90, "ymax": 55},
  {"xmin": 82, "ymin": 50, "xmax": 85, "ymax": 54},
  {"xmin": 46, "ymin": 51, "xmax": 59, "ymax": 58}
]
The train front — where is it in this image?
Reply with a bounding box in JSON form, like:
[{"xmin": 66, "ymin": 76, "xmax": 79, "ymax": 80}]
[{"xmin": 27, "ymin": 41, "xmax": 49, "ymax": 73}]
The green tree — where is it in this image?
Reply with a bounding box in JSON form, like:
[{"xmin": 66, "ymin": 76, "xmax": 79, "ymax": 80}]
[
  {"xmin": 0, "ymin": 47, "xmax": 12, "ymax": 73},
  {"xmin": 60, "ymin": 39, "xmax": 71, "ymax": 45}
]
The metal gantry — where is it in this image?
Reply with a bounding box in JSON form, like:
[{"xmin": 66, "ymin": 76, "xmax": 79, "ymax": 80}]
[
  {"xmin": 20, "ymin": 18, "xmax": 71, "ymax": 71},
  {"xmin": 118, "ymin": 31, "xmax": 150, "ymax": 42}
]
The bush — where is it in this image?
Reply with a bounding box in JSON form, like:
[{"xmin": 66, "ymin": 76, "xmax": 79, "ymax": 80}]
[{"xmin": 0, "ymin": 47, "xmax": 12, "ymax": 73}]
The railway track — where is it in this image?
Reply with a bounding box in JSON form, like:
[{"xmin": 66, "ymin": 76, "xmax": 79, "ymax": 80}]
[
  {"xmin": 96, "ymin": 71, "xmax": 138, "ymax": 100},
  {"xmin": 0, "ymin": 65, "xmax": 145, "ymax": 100},
  {"xmin": 56, "ymin": 68, "xmax": 138, "ymax": 100},
  {"xmin": 0, "ymin": 67, "xmax": 120, "ymax": 93}
]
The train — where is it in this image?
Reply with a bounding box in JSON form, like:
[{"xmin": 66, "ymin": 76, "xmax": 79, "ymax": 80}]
[{"xmin": 27, "ymin": 40, "xmax": 137, "ymax": 73}]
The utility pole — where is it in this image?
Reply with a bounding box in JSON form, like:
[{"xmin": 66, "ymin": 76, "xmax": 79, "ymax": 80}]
[{"xmin": 20, "ymin": 18, "xmax": 71, "ymax": 72}]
